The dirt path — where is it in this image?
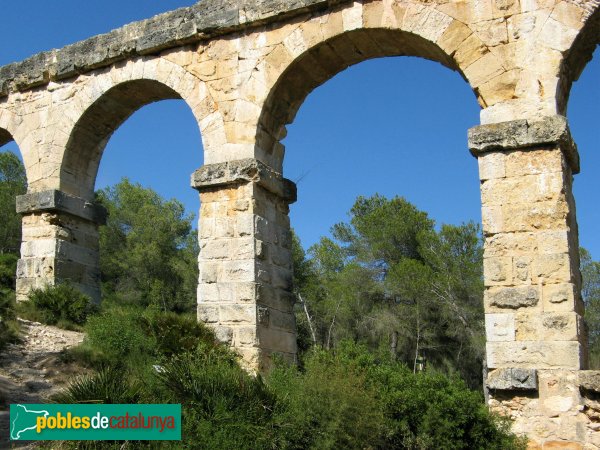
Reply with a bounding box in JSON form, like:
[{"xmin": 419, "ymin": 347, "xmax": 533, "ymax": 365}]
[{"xmin": 0, "ymin": 319, "xmax": 87, "ymax": 448}]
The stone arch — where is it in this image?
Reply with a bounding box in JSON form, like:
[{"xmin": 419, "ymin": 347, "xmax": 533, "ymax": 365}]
[
  {"xmin": 59, "ymin": 57, "xmax": 216, "ymax": 199},
  {"xmin": 558, "ymin": 5, "xmax": 600, "ymax": 114},
  {"xmin": 0, "ymin": 108, "xmax": 35, "ymax": 188},
  {"xmin": 253, "ymin": 5, "xmax": 490, "ymax": 169}
]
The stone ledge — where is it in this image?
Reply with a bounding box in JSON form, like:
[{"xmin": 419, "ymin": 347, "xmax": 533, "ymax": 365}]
[
  {"xmin": 192, "ymin": 158, "xmax": 297, "ymax": 203},
  {"xmin": 16, "ymin": 190, "xmax": 107, "ymax": 225},
  {"xmin": 579, "ymin": 370, "xmax": 600, "ymax": 393},
  {"xmin": 468, "ymin": 116, "xmax": 580, "ymax": 174},
  {"xmin": 487, "ymin": 368, "xmax": 538, "ymax": 390},
  {"xmin": 0, "ymin": 0, "xmax": 352, "ymax": 96}
]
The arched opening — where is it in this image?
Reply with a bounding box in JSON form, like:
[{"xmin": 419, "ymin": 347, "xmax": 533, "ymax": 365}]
[
  {"xmin": 53, "ymin": 76, "xmax": 203, "ymax": 311},
  {"xmin": 61, "ymin": 79, "xmax": 186, "ymax": 200},
  {"xmin": 0, "ymin": 131, "xmax": 26, "ymax": 255},
  {"xmin": 259, "ymin": 26, "xmax": 484, "ymax": 386},
  {"xmin": 256, "ymin": 27, "xmax": 469, "ymax": 170},
  {"xmin": 566, "ymin": 45, "xmax": 600, "ymax": 368}
]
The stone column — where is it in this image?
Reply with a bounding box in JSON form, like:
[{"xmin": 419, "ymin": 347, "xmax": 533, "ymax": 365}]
[
  {"xmin": 15, "ymin": 190, "xmax": 106, "ymax": 303},
  {"xmin": 469, "ymin": 115, "xmax": 594, "ymax": 445},
  {"xmin": 192, "ymin": 158, "xmax": 297, "ymax": 372}
]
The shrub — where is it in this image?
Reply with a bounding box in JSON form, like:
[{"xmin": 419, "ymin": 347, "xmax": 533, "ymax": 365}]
[
  {"xmin": 22, "ymin": 283, "xmax": 94, "ymax": 329},
  {"xmin": 0, "ymin": 289, "xmax": 20, "ymax": 351},
  {"xmin": 269, "ymin": 349, "xmax": 387, "ymax": 450},
  {"xmin": 52, "ymin": 366, "xmax": 142, "ymax": 404},
  {"xmin": 140, "ymin": 310, "xmax": 216, "ymax": 357},
  {"xmin": 84, "ymin": 307, "xmax": 154, "ymax": 366},
  {"xmin": 0, "ymin": 253, "xmax": 18, "ymax": 290},
  {"xmin": 154, "ymin": 350, "xmax": 277, "ymax": 450}
]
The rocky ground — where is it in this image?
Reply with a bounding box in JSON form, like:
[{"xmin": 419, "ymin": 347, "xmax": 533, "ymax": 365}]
[{"xmin": 0, "ymin": 319, "xmax": 87, "ymax": 449}]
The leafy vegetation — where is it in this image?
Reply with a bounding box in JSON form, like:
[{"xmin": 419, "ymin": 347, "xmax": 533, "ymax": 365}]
[
  {"xmin": 0, "ymin": 151, "xmax": 25, "ymax": 349},
  {"xmin": 18, "ymin": 283, "xmax": 95, "ymax": 330},
  {"xmin": 0, "ymin": 153, "xmax": 589, "ymax": 447},
  {"xmin": 293, "ymin": 195, "xmax": 485, "ymax": 388},
  {"xmin": 96, "ymin": 179, "xmax": 198, "ymax": 313},
  {"xmin": 57, "ymin": 317, "xmax": 525, "ymax": 449}
]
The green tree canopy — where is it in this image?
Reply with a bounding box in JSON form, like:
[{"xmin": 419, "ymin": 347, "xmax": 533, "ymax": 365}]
[
  {"xmin": 0, "ymin": 151, "xmax": 27, "ymax": 254},
  {"xmin": 293, "ymin": 194, "xmax": 485, "ymax": 387},
  {"xmin": 97, "ymin": 178, "xmax": 198, "ymax": 313}
]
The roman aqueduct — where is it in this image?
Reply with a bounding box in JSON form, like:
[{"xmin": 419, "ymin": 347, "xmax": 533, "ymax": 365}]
[{"xmin": 1, "ymin": 0, "xmax": 600, "ymax": 445}]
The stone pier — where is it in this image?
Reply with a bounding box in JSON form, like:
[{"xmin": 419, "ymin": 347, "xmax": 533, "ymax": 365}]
[
  {"xmin": 192, "ymin": 159, "xmax": 297, "ymax": 371},
  {"xmin": 15, "ymin": 190, "xmax": 106, "ymax": 303},
  {"xmin": 470, "ymin": 116, "xmax": 599, "ymax": 447}
]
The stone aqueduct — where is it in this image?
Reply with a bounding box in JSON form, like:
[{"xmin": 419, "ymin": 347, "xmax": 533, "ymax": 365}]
[{"xmin": 1, "ymin": 0, "xmax": 600, "ymax": 445}]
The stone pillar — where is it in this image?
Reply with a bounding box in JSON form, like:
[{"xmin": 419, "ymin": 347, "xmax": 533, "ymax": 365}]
[
  {"xmin": 192, "ymin": 158, "xmax": 297, "ymax": 372},
  {"xmin": 469, "ymin": 115, "xmax": 597, "ymax": 446},
  {"xmin": 15, "ymin": 190, "xmax": 106, "ymax": 303}
]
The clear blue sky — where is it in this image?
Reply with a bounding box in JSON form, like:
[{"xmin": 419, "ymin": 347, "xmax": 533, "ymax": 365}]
[{"xmin": 1, "ymin": 1, "xmax": 599, "ymax": 258}]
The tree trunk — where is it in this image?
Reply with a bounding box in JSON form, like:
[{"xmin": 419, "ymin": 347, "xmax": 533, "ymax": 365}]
[{"xmin": 390, "ymin": 330, "xmax": 398, "ymax": 361}]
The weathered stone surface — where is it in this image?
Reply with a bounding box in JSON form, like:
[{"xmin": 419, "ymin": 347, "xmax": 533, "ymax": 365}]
[
  {"xmin": 487, "ymin": 368, "xmax": 538, "ymax": 390},
  {"xmin": 468, "ymin": 116, "xmax": 579, "ymax": 173},
  {"xmin": 487, "ymin": 286, "xmax": 539, "ymax": 309},
  {"xmin": 16, "ymin": 190, "xmax": 107, "ymax": 225},
  {"xmin": 579, "ymin": 371, "xmax": 600, "ymax": 393},
  {"xmin": 192, "ymin": 159, "xmax": 297, "ymax": 203},
  {"xmin": 0, "ymin": 0, "xmax": 353, "ymax": 95}
]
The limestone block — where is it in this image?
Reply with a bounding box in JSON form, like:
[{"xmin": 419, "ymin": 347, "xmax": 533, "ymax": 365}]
[
  {"xmin": 515, "ymin": 312, "xmax": 580, "ymax": 341},
  {"xmin": 484, "ymin": 232, "xmax": 537, "ymax": 257},
  {"xmin": 480, "ymin": 173, "xmax": 563, "ymax": 206},
  {"xmin": 551, "ymin": 1, "xmax": 585, "ymax": 30},
  {"xmin": 533, "ymin": 253, "xmax": 572, "ymax": 283},
  {"xmin": 342, "ymin": 2, "xmax": 363, "ymax": 31},
  {"xmin": 199, "ymin": 263, "xmax": 218, "ymax": 284},
  {"xmin": 538, "ymin": 17, "xmax": 578, "ymax": 52},
  {"xmin": 437, "ymin": 20, "xmax": 473, "ymax": 58},
  {"xmin": 477, "ymin": 69, "xmax": 519, "ymax": 107},
  {"xmin": 484, "ymin": 256, "xmax": 512, "ymax": 285},
  {"xmin": 542, "ymin": 283, "xmax": 579, "ymax": 312},
  {"xmin": 268, "ymin": 308, "xmax": 296, "ymax": 331},
  {"xmin": 486, "ymin": 313, "xmax": 516, "ymax": 341},
  {"xmin": 481, "ymin": 205, "xmax": 503, "ymax": 235},
  {"xmin": 213, "ymin": 325, "xmax": 233, "ymax": 344},
  {"xmin": 454, "ymin": 33, "xmax": 489, "ymax": 69},
  {"xmin": 486, "ymin": 341, "xmax": 582, "ymax": 369},
  {"xmin": 257, "ymin": 326, "xmax": 297, "ymax": 353},
  {"xmin": 501, "ymin": 201, "xmax": 569, "ymax": 233},
  {"xmin": 219, "ymin": 304, "xmax": 256, "ymax": 324},
  {"xmin": 537, "ymin": 230, "xmax": 571, "ymax": 254},
  {"xmin": 463, "ymin": 52, "xmax": 505, "ymax": 88},
  {"xmin": 472, "ymin": 18, "xmax": 508, "ymax": 47},
  {"xmin": 197, "ymin": 304, "xmax": 219, "ymax": 323},
  {"xmin": 487, "ymin": 368, "xmax": 537, "ymax": 390},
  {"xmin": 579, "ymin": 371, "xmax": 600, "ymax": 393},
  {"xmin": 505, "ymin": 149, "xmax": 565, "ymax": 177},
  {"xmin": 513, "ymin": 256, "xmax": 531, "ymax": 282},
  {"xmin": 234, "ymin": 326, "xmax": 259, "ymax": 346},
  {"xmin": 486, "ymin": 285, "xmax": 539, "ymax": 309},
  {"xmin": 200, "ymin": 239, "xmax": 231, "ymax": 260},
  {"xmin": 222, "ymin": 260, "xmax": 255, "ymax": 283}
]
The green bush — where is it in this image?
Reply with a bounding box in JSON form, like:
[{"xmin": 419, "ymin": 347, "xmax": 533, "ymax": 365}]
[
  {"xmin": 0, "ymin": 253, "xmax": 18, "ymax": 290},
  {"xmin": 269, "ymin": 342, "xmax": 526, "ymax": 450},
  {"xmin": 155, "ymin": 351, "xmax": 277, "ymax": 450},
  {"xmin": 140, "ymin": 310, "xmax": 216, "ymax": 357},
  {"xmin": 84, "ymin": 307, "xmax": 154, "ymax": 366},
  {"xmin": 52, "ymin": 366, "xmax": 142, "ymax": 404},
  {"xmin": 0, "ymin": 290, "xmax": 20, "ymax": 351},
  {"xmin": 61, "ymin": 318, "xmax": 525, "ymax": 449},
  {"xmin": 22, "ymin": 283, "xmax": 94, "ymax": 329}
]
